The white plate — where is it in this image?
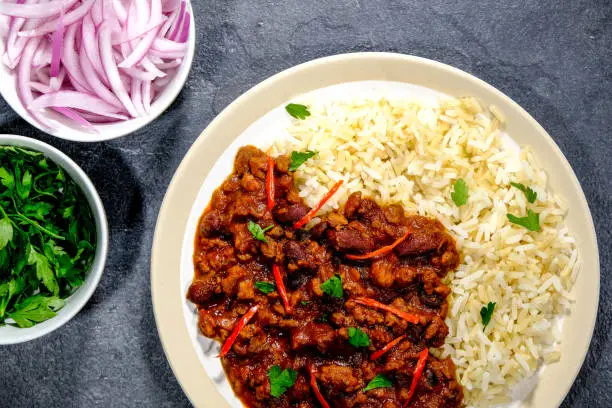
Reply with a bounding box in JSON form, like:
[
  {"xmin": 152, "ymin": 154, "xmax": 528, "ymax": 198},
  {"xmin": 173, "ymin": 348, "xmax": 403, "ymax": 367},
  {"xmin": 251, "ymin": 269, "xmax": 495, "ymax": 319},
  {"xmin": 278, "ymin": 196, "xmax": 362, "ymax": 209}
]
[{"xmin": 151, "ymin": 53, "xmax": 600, "ymax": 408}]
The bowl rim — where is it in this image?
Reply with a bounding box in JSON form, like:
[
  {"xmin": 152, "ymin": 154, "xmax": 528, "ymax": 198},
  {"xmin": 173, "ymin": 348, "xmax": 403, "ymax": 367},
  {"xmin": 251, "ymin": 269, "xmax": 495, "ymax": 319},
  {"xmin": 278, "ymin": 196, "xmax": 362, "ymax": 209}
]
[
  {"xmin": 0, "ymin": 7, "xmax": 196, "ymax": 143},
  {"xmin": 151, "ymin": 52, "xmax": 600, "ymax": 407},
  {"xmin": 0, "ymin": 134, "xmax": 109, "ymax": 345}
]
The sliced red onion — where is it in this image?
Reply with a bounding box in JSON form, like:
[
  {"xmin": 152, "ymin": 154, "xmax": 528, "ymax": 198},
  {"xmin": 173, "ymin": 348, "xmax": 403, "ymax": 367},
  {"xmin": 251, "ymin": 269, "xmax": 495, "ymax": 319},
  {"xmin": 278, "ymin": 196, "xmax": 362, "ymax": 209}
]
[
  {"xmin": 1, "ymin": 0, "xmax": 191, "ymax": 131},
  {"xmin": 162, "ymin": 0, "xmax": 180, "ymax": 13},
  {"xmin": 82, "ymin": 13, "xmax": 108, "ymax": 86},
  {"xmin": 32, "ymin": 40, "xmax": 52, "ymax": 68},
  {"xmin": 140, "ymin": 56, "xmax": 167, "ymax": 78},
  {"xmin": 131, "ymin": 79, "xmax": 146, "ymax": 116},
  {"xmin": 49, "ymin": 11, "xmax": 64, "ymax": 79},
  {"xmin": 29, "ymin": 90, "xmax": 124, "ymax": 115},
  {"xmin": 61, "ymin": 23, "xmax": 94, "ymax": 93},
  {"xmin": 118, "ymin": 26, "xmax": 161, "ymax": 68},
  {"xmin": 155, "ymin": 58, "xmax": 182, "ymax": 69},
  {"xmin": 111, "ymin": 20, "xmax": 165, "ymax": 46},
  {"xmin": 151, "ymin": 37, "xmax": 188, "ymax": 53},
  {"xmin": 112, "ymin": 0, "xmax": 128, "ymax": 23},
  {"xmin": 52, "ymin": 107, "xmax": 98, "ymax": 133},
  {"xmin": 98, "ymin": 22, "xmax": 138, "ymax": 117},
  {"xmin": 18, "ymin": 37, "xmax": 55, "ymax": 129},
  {"xmin": 168, "ymin": 0, "xmax": 185, "ymax": 41},
  {"xmin": 120, "ymin": 66, "xmax": 158, "ymax": 81},
  {"xmin": 30, "ymin": 81, "xmax": 51, "ymax": 94},
  {"xmin": 17, "ymin": 0, "xmax": 96, "ymax": 38},
  {"xmin": 49, "ymin": 67, "xmax": 66, "ymax": 91},
  {"xmin": 90, "ymin": 0, "xmax": 103, "ymax": 26},
  {"xmin": 79, "ymin": 42, "xmax": 124, "ymax": 110},
  {"xmin": 0, "ymin": 0, "xmax": 79, "ymax": 19},
  {"xmin": 177, "ymin": 12, "xmax": 190, "ymax": 43},
  {"xmin": 142, "ymin": 80, "xmax": 151, "ymax": 114}
]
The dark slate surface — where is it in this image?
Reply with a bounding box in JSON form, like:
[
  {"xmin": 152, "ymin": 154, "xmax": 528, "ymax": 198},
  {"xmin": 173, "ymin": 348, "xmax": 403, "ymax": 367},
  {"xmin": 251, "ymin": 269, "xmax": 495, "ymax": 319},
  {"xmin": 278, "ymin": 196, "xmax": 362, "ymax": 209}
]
[{"xmin": 1, "ymin": 0, "xmax": 610, "ymax": 407}]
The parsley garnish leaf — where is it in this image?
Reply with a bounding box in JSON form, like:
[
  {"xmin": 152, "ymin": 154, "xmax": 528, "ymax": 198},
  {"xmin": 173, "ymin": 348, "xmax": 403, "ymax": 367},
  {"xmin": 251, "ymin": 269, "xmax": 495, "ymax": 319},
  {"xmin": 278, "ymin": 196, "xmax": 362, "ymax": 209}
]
[
  {"xmin": 0, "ymin": 217, "xmax": 13, "ymax": 251},
  {"xmin": 507, "ymin": 209, "xmax": 540, "ymax": 231},
  {"xmin": 510, "ymin": 182, "xmax": 537, "ymax": 203},
  {"xmin": 451, "ymin": 178, "xmax": 468, "ymax": 206},
  {"xmin": 288, "ymin": 150, "xmax": 317, "ymax": 171},
  {"xmin": 255, "ymin": 281, "xmax": 276, "ymax": 294},
  {"xmin": 268, "ymin": 365, "xmax": 297, "ymax": 397},
  {"xmin": 0, "ymin": 146, "xmax": 96, "ymax": 327},
  {"xmin": 247, "ymin": 221, "xmax": 274, "ymax": 243},
  {"xmin": 364, "ymin": 375, "xmax": 393, "ymax": 391},
  {"xmin": 285, "ymin": 103, "xmax": 311, "ymax": 120},
  {"xmin": 348, "ymin": 327, "xmax": 370, "ymax": 348},
  {"xmin": 320, "ymin": 274, "xmax": 343, "ymax": 298},
  {"xmin": 8, "ymin": 295, "xmax": 64, "ymax": 328},
  {"xmin": 480, "ymin": 302, "xmax": 496, "ymax": 331}
]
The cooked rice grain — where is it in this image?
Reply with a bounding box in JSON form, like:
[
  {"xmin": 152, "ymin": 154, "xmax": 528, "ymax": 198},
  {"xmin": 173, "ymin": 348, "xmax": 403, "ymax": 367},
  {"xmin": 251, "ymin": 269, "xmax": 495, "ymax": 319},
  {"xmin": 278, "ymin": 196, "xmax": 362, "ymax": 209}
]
[{"xmin": 272, "ymin": 97, "xmax": 579, "ymax": 407}]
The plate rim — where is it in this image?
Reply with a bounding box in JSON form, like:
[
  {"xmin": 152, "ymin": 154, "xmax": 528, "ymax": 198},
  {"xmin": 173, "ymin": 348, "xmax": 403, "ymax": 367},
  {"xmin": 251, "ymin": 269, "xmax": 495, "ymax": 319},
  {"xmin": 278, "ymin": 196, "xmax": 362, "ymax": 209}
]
[{"xmin": 151, "ymin": 52, "xmax": 600, "ymax": 408}]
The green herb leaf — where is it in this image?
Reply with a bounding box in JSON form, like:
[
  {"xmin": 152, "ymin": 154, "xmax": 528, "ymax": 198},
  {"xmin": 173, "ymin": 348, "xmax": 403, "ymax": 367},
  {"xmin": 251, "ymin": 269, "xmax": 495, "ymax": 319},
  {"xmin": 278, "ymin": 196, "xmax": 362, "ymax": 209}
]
[
  {"xmin": 348, "ymin": 327, "xmax": 370, "ymax": 348},
  {"xmin": 288, "ymin": 150, "xmax": 317, "ymax": 171},
  {"xmin": 0, "ymin": 168, "xmax": 14, "ymax": 190},
  {"xmin": 21, "ymin": 201, "xmax": 53, "ymax": 221},
  {"xmin": 507, "ymin": 209, "xmax": 540, "ymax": 231},
  {"xmin": 0, "ymin": 146, "xmax": 97, "ymax": 327},
  {"xmin": 17, "ymin": 170, "xmax": 32, "ymax": 200},
  {"xmin": 7, "ymin": 295, "xmax": 64, "ymax": 328},
  {"xmin": 480, "ymin": 302, "xmax": 496, "ymax": 330},
  {"xmin": 320, "ymin": 274, "xmax": 343, "ymax": 298},
  {"xmin": 285, "ymin": 103, "xmax": 311, "ymax": 120},
  {"xmin": 300, "ymin": 301, "xmax": 309, "ymax": 306},
  {"xmin": 451, "ymin": 178, "xmax": 468, "ymax": 206},
  {"xmin": 0, "ymin": 218, "xmax": 13, "ymax": 251},
  {"xmin": 510, "ymin": 182, "xmax": 537, "ymax": 204},
  {"xmin": 319, "ymin": 312, "xmax": 329, "ymax": 322},
  {"xmin": 364, "ymin": 375, "xmax": 393, "ymax": 392},
  {"xmin": 27, "ymin": 247, "xmax": 59, "ymax": 296},
  {"xmin": 268, "ymin": 365, "xmax": 297, "ymax": 397},
  {"xmin": 247, "ymin": 221, "xmax": 273, "ymax": 243},
  {"xmin": 255, "ymin": 281, "xmax": 276, "ymax": 294}
]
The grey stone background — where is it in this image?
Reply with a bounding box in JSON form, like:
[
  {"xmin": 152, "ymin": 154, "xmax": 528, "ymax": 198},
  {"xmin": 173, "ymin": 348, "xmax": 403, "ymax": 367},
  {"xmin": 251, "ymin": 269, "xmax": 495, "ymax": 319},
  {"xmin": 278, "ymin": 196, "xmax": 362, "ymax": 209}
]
[{"xmin": 1, "ymin": 0, "xmax": 610, "ymax": 407}]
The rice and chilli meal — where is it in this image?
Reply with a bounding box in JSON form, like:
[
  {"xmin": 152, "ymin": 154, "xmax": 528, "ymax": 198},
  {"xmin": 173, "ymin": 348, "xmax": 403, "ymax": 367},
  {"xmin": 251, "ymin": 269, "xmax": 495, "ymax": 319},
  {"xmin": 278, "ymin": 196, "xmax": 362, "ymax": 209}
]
[{"xmin": 188, "ymin": 95, "xmax": 579, "ymax": 407}]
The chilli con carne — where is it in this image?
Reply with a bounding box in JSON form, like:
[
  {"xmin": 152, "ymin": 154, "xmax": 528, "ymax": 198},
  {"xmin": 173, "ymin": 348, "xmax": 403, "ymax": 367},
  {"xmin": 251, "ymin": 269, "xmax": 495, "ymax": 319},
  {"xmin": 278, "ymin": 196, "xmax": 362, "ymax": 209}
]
[{"xmin": 189, "ymin": 146, "xmax": 463, "ymax": 408}]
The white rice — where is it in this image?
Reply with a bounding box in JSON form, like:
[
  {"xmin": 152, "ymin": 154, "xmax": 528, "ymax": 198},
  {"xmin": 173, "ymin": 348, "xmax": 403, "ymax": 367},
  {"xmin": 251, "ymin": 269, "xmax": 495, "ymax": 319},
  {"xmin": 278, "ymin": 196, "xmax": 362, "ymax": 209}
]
[{"xmin": 272, "ymin": 97, "xmax": 579, "ymax": 407}]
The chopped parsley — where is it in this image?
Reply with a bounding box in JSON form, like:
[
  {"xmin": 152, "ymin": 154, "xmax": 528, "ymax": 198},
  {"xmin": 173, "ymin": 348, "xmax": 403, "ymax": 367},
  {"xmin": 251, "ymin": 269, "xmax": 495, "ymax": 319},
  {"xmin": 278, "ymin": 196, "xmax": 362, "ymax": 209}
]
[
  {"xmin": 288, "ymin": 150, "xmax": 317, "ymax": 171},
  {"xmin": 300, "ymin": 300, "xmax": 310, "ymax": 306},
  {"xmin": 364, "ymin": 374, "xmax": 393, "ymax": 391},
  {"xmin": 510, "ymin": 182, "xmax": 537, "ymax": 203},
  {"xmin": 507, "ymin": 209, "xmax": 540, "ymax": 231},
  {"xmin": 480, "ymin": 302, "xmax": 496, "ymax": 331},
  {"xmin": 285, "ymin": 103, "xmax": 311, "ymax": 120},
  {"xmin": 348, "ymin": 327, "xmax": 370, "ymax": 348},
  {"xmin": 0, "ymin": 146, "xmax": 96, "ymax": 328},
  {"xmin": 451, "ymin": 178, "xmax": 468, "ymax": 206},
  {"xmin": 268, "ymin": 365, "xmax": 297, "ymax": 397},
  {"xmin": 320, "ymin": 274, "xmax": 343, "ymax": 298},
  {"xmin": 247, "ymin": 221, "xmax": 274, "ymax": 243},
  {"xmin": 255, "ymin": 281, "xmax": 276, "ymax": 294}
]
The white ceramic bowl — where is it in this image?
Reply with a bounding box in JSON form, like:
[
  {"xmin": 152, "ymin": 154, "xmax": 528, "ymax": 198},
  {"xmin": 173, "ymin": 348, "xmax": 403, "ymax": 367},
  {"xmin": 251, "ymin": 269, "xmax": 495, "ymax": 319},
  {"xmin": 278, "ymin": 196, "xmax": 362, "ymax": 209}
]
[
  {"xmin": 0, "ymin": 10, "xmax": 195, "ymax": 143},
  {"xmin": 0, "ymin": 134, "xmax": 108, "ymax": 345}
]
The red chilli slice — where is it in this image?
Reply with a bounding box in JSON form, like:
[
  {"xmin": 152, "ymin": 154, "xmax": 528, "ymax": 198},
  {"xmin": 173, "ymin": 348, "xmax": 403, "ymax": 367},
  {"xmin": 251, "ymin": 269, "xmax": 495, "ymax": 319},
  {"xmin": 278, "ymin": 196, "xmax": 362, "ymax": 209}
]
[
  {"xmin": 403, "ymin": 348, "xmax": 429, "ymax": 407},
  {"xmin": 293, "ymin": 180, "xmax": 344, "ymax": 229},
  {"xmin": 309, "ymin": 367, "xmax": 331, "ymax": 408},
  {"xmin": 354, "ymin": 297, "xmax": 422, "ymax": 324},
  {"xmin": 370, "ymin": 334, "xmax": 407, "ymax": 361},
  {"xmin": 273, "ymin": 264, "xmax": 292, "ymax": 314},
  {"xmin": 266, "ymin": 156, "xmax": 275, "ymax": 211},
  {"xmin": 218, "ymin": 304, "xmax": 259, "ymax": 357},
  {"xmin": 346, "ymin": 228, "xmax": 412, "ymax": 260}
]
